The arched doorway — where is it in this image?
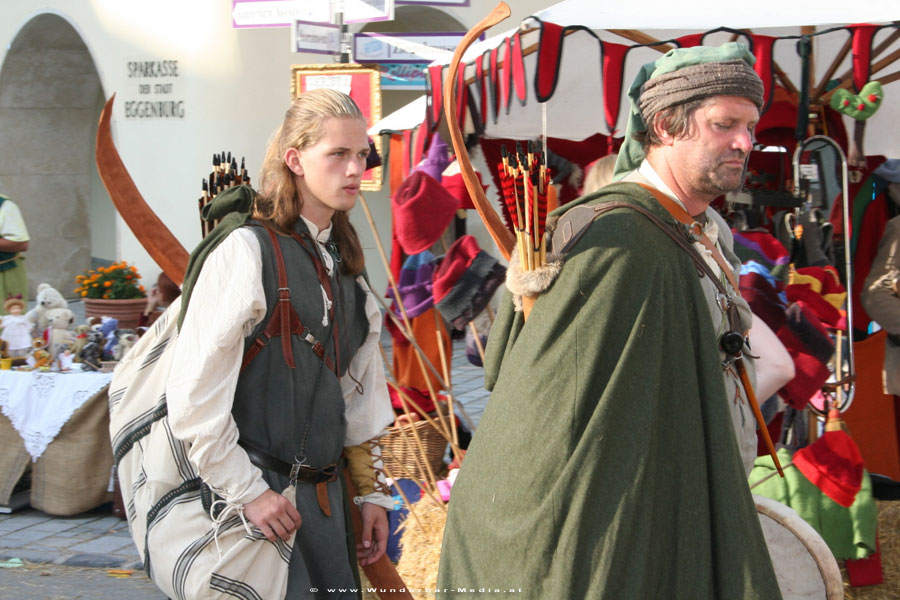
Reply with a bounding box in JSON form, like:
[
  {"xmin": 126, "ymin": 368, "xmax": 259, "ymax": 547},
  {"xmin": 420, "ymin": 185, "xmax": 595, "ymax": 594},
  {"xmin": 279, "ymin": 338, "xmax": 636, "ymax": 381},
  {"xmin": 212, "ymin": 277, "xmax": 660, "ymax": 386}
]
[{"xmin": 0, "ymin": 13, "xmax": 111, "ymax": 300}]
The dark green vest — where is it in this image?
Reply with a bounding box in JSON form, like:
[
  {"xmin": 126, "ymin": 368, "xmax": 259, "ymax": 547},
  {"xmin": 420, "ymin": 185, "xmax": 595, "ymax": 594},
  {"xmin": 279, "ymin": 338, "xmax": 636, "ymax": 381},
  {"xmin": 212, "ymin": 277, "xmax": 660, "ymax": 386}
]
[
  {"xmin": 232, "ymin": 220, "xmax": 370, "ymax": 599},
  {"xmin": 232, "ymin": 219, "xmax": 369, "ymax": 468}
]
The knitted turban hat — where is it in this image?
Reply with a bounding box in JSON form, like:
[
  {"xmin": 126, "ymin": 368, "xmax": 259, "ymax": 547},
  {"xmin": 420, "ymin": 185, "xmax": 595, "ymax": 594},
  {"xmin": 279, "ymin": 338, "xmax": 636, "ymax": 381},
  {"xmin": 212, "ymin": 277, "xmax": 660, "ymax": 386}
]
[{"xmin": 614, "ymin": 42, "xmax": 764, "ymax": 180}]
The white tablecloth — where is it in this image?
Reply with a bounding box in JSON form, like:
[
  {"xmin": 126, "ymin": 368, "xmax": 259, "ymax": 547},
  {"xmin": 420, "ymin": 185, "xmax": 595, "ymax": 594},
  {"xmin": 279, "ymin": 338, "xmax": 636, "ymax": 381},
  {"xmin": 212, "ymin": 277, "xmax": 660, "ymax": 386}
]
[{"xmin": 0, "ymin": 366, "xmax": 112, "ymax": 460}]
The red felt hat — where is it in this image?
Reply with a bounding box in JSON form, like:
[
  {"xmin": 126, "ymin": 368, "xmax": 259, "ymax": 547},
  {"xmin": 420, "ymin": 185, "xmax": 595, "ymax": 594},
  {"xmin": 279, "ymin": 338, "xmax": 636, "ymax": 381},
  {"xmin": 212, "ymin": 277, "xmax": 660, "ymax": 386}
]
[
  {"xmin": 442, "ymin": 171, "xmax": 488, "ymax": 211},
  {"xmin": 794, "ymin": 429, "xmax": 865, "ymax": 508},
  {"xmin": 392, "ymin": 171, "xmax": 459, "ymax": 255}
]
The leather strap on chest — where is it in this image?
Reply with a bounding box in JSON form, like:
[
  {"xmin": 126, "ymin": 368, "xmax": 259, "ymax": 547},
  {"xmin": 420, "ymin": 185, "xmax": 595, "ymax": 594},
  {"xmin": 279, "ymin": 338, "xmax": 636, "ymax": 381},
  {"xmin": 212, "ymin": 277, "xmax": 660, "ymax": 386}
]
[
  {"xmin": 240, "ymin": 225, "xmax": 341, "ymax": 375},
  {"xmin": 636, "ymin": 183, "xmax": 740, "ymax": 293}
]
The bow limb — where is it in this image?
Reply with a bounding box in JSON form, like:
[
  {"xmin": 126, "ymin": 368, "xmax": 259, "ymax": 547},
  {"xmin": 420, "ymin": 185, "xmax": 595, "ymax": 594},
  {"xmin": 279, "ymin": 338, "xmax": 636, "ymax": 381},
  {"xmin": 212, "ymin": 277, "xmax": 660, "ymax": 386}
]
[
  {"xmin": 95, "ymin": 94, "xmax": 190, "ymax": 285},
  {"xmin": 443, "ymin": 2, "xmax": 515, "ymax": 260}
]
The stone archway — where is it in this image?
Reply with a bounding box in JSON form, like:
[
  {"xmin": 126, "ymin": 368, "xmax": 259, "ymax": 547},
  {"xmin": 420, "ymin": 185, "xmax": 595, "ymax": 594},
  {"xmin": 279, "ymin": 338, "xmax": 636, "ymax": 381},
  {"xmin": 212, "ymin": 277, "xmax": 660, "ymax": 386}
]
[{"xmin": 0, "ymin": 13, "xmax": 111, "ymax": 300}]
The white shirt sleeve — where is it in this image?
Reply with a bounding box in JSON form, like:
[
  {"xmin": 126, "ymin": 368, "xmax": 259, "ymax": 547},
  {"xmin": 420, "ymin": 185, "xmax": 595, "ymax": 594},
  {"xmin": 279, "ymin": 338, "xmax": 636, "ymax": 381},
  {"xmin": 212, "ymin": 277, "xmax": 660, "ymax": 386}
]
[
  {"xmin": 166, "ymin": 228, "xmax": 270, "ymax": 505},
  {"xmin": 341, "ymin": 275, "xmax": 395, "ymax": 447},
  {"xmin": 0, "ymin": 200, "xmax": 30, "ymax": 242}
]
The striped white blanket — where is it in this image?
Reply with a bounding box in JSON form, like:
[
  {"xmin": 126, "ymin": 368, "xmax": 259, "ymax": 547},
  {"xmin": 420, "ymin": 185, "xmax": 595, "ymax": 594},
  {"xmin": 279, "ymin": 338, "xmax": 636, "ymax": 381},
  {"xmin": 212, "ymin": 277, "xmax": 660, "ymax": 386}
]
[{"xmin": 108, "ymin": 296, "xmax": 292, "ymax": 600}]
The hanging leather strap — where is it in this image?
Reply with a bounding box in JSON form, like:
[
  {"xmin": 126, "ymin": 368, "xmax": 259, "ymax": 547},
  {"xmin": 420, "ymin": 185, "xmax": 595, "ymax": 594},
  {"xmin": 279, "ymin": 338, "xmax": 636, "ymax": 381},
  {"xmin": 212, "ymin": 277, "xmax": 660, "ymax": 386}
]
[
  {"xmin": 636, "ymin": 183, "xmax": 741, "ymax": 294},
  {"xmin": 270, "ymin": 226, "xmax": 295, "ymax": 368}
]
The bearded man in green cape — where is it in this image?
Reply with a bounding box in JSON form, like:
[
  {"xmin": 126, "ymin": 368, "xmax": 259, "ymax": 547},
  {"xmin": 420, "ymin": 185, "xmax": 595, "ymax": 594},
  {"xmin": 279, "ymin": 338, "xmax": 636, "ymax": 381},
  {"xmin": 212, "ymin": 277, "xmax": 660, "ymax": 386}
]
[{"xmin": 437, "ymin": 43, "xmax": 782, "ymax": 599}]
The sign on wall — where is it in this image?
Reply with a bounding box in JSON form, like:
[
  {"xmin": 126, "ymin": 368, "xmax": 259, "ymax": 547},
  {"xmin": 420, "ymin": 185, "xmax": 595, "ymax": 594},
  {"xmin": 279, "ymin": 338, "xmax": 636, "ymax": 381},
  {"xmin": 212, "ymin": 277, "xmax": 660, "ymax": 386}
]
[
  {"xmin": 123, "ymin": 59, "xmax": 185, "ymax": 119},
  {"xmin": 291, "ymin": 64, "xmax": 383, "ymax": 190}
]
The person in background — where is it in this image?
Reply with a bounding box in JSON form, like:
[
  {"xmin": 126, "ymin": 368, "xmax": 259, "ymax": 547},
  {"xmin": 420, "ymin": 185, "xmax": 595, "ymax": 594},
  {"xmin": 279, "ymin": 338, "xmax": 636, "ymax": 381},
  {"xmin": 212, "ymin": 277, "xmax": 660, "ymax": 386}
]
[
  {"xmin": 137, "ymin": 271, "xmax": 181, "ymax": 328},
  {"xmin": 580, "ymin": 152, "xmax": 618, "ymax": 195},
  {"xmin": 0, "ymin": 192, "xmax": 30, "ymax": 313},
  {"xmin": 862, "ymin": 181, "xmax": 900, "ymax": 396}
]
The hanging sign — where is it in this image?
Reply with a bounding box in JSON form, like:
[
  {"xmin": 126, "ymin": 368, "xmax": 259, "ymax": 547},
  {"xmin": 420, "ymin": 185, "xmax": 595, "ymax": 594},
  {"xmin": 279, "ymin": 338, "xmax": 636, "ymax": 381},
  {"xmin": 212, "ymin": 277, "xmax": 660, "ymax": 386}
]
[
  {"xmin": 378, "ymin": 63, "xmax": 430, "ymax": 89},
  {"xmin": 353, "ymin": 32, "xmax": 467, "ymax": 63},
  {"xmin": 396, "ymin": 0, "xmax": 469, "ymax": 6},
  {"xmin": 292, "ymin": 20, "xmax": 341, "ymax": 54},
  {"xmin": 233, "ymin": 0, "xmax": 393, "ymax": 28}
]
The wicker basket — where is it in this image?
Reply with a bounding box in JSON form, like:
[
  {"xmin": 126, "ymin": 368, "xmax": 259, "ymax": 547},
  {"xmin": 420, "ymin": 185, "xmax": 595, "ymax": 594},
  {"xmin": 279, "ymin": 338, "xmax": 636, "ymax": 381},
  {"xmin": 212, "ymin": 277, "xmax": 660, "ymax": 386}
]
[{"xmin": 382, "ymin": 404, "xmax": 450, "ymax": 482}]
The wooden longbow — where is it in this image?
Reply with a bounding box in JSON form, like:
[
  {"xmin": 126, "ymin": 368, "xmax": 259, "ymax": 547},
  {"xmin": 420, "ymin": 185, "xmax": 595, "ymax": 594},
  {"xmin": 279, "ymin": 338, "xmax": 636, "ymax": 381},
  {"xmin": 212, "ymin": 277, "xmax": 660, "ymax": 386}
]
[
  {"xmin": 443, "ymin": 2, "xmax": 516, "ymax": 261},
  {"xmin": 95, "ymin": 94, "xmax": 190, "ymax": 286}
]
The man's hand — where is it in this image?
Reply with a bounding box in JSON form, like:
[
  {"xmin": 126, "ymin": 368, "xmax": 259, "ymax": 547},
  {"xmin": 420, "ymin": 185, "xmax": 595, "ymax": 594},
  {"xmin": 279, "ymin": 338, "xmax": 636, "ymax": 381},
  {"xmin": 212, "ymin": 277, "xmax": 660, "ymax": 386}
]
[
  {"xmin": 243, "ymin": 489, "xmax": 302, "ymax": 543},
  {"xmin": 356, "ymin": 502, "xmax": 388, "ymax": 566}
]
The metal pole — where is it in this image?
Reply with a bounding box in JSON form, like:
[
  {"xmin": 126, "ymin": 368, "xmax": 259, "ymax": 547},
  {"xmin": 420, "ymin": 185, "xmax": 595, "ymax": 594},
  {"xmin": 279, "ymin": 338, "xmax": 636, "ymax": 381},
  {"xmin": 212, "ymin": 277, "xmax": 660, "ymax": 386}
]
[{"xmin": 792, "ymin": 135, "xmax": 854, "ymax": 412}]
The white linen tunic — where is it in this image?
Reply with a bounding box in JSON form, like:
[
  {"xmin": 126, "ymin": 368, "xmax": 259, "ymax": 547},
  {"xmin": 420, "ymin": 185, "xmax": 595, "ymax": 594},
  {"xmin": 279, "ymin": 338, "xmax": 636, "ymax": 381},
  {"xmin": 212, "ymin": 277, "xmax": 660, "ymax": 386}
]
[{"xmin": 165, "ymin": 221, "xmax": 394, "ymax": 506}]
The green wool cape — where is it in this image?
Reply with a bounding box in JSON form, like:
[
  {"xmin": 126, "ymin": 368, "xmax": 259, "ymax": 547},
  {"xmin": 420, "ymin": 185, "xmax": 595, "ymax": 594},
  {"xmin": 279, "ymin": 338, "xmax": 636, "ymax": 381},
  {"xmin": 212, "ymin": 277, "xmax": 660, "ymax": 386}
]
[{"xmin": 437, "ymin": 184, "xmax": 782, "ymax": 599}]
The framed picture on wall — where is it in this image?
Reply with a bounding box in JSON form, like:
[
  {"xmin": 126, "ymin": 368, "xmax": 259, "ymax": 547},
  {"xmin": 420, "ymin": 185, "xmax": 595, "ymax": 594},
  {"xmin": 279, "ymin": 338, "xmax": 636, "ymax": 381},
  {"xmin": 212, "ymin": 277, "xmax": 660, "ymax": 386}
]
[{"xmin": 290, "ymin": 64, "xmax": 383, "ymax": 191}]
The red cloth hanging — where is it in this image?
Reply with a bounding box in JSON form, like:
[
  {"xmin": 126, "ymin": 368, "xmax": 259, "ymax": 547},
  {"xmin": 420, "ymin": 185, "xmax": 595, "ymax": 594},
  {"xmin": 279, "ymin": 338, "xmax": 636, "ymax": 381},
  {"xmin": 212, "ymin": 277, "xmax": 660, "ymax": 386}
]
[
  {"xmin": 749, "ymin": 34, "xmax": 778, "ymax": 114},
  {"xmin": 535, "ymin": 21, "xmax": 565, "ymax": 102},
  {"xmin": 476, "ymin": 52, "xmax": 489, "ymax": 128},
  {"xmin": 849, "ymin": 24, "xmax": 881, "ymax": 92},
  {"xmin": 501, "ymin": 36, "xmax": 512, "ymax": 114},
  {"xmin": 601, "ymin": 41, "xmax": 630, "ymax": 135},
  {"xmin": 675, "ymin": 33, "xmax": 704, "ymax": 48},
  {"xmin": 511, "ymin": 32, "xmax": 527, "ymax": 106},
  {"xmin": 489, "ymin": 46, "xmax": 500, "ymax": 123},
  {"xmin": 455, "ymin": 64, "xmax": 468, "ymax": 126},
  {"xmin": 427, "ymin": 65, "xmax": 444, "ymax": 129}
]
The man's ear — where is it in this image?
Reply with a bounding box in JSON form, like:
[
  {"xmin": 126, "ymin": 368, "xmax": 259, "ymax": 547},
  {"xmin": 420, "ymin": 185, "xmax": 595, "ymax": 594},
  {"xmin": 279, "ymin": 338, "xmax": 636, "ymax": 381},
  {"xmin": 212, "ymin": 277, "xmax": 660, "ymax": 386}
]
[
  {"xmin": 284, "ymin": 147, "xmax": 304, "ymax": 176},
  {"xmin": 652, "ymin": 116, "xmax": 676, "ymax": 147}
]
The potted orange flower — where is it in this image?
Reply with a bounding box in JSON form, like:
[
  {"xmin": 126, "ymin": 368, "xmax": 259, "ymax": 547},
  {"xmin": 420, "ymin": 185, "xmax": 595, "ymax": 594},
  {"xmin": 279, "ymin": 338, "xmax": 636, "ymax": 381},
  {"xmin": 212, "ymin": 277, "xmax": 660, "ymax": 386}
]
[{"xmin": 74, "ymin": 262, "xmax": 146, "ymax": 328}]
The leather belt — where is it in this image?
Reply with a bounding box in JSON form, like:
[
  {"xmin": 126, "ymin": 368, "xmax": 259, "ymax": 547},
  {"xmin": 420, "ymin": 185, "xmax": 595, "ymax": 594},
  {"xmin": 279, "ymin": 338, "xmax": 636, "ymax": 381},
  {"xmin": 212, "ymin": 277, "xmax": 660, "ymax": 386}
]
[
  {"xmin": 239, "ymin": 441, "xmax": 338, "ymax": 485},
  {"xmin": 240, "ymin": 441, "xmax": 338, "ymax": 517}
]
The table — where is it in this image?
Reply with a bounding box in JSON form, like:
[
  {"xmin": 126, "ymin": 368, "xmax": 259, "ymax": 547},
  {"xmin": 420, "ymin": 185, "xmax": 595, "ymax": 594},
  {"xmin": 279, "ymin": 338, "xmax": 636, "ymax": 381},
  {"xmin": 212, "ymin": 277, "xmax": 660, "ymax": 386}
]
[{"xmin": 0, "ymin": 366, "xmax": 114, "ymax": 515}]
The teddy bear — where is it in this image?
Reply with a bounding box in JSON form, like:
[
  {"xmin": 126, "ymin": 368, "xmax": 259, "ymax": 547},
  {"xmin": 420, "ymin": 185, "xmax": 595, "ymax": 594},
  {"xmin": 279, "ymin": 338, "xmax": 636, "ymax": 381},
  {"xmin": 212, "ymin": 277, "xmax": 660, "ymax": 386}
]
[
  {"xmin": 79, "ymin": 328, "xmax": 105, "ymax": 371},
  {"xmin": 43, "ymin": 307, "xmax": 75, "ymax": 361},
  {"xmin": 112, "ymin": 329, "xmax": 140, "ymax": 361},
  {"xmin": 24, "ymin": 283, "xmax": 67, "ymax": 333},
  {"xmin": 71, "ymin": 324, "xmax": 91, "ymax": 363},
  {"xmin": 26, "ymin": 338, "xmax": 52, "ymax": 370}
]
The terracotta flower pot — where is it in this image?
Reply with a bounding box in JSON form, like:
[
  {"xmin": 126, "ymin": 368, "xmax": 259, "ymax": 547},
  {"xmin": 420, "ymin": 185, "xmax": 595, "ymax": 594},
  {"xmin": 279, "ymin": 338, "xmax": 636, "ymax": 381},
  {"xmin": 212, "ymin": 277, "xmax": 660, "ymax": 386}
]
[{"xmin": 82, "ymin": 297, "xmax": 147, "ymax": 329}]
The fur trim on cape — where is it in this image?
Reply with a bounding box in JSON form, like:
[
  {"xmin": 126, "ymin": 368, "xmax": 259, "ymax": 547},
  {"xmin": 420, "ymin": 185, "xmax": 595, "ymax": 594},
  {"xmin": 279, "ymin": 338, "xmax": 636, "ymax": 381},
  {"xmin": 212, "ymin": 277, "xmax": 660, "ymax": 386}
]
[{"xmin": 505, "ymin": 247, "xmax": 563, "ymax": 311}]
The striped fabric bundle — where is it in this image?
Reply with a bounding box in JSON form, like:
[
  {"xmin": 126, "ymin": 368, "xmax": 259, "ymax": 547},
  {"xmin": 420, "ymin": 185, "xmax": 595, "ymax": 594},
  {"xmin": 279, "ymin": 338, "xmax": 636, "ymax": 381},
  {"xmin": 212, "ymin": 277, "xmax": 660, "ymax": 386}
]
[{"xmin": 108, "ymin": 295, "xmax": 292, "ymax": 600}]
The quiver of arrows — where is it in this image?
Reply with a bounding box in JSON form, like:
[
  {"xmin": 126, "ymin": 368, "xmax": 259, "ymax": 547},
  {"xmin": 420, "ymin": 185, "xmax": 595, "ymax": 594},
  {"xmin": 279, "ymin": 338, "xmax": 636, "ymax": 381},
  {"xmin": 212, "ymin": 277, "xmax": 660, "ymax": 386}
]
[
  {"xmin": 199, "ymin": 151, "xmax": 250, "ymax": 238},
  {"xmin": 496, "ymin": 141, "xmax": 551, "ymax": 272}
]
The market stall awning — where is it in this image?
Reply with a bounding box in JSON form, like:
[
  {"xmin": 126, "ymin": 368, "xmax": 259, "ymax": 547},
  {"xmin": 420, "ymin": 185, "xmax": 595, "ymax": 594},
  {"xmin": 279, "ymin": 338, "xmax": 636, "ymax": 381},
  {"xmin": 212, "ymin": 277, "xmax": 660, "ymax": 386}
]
[
  {"xmin": 368, "ymin": 96, "xmax": 426, "ymax": 135},
  {"xmin": 371, "ymin": 1, "xmax": 900, "ymax": 154},
  {"xmin": 528, "ymin": 0, "xmax": 900, "ymax": 30}
]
